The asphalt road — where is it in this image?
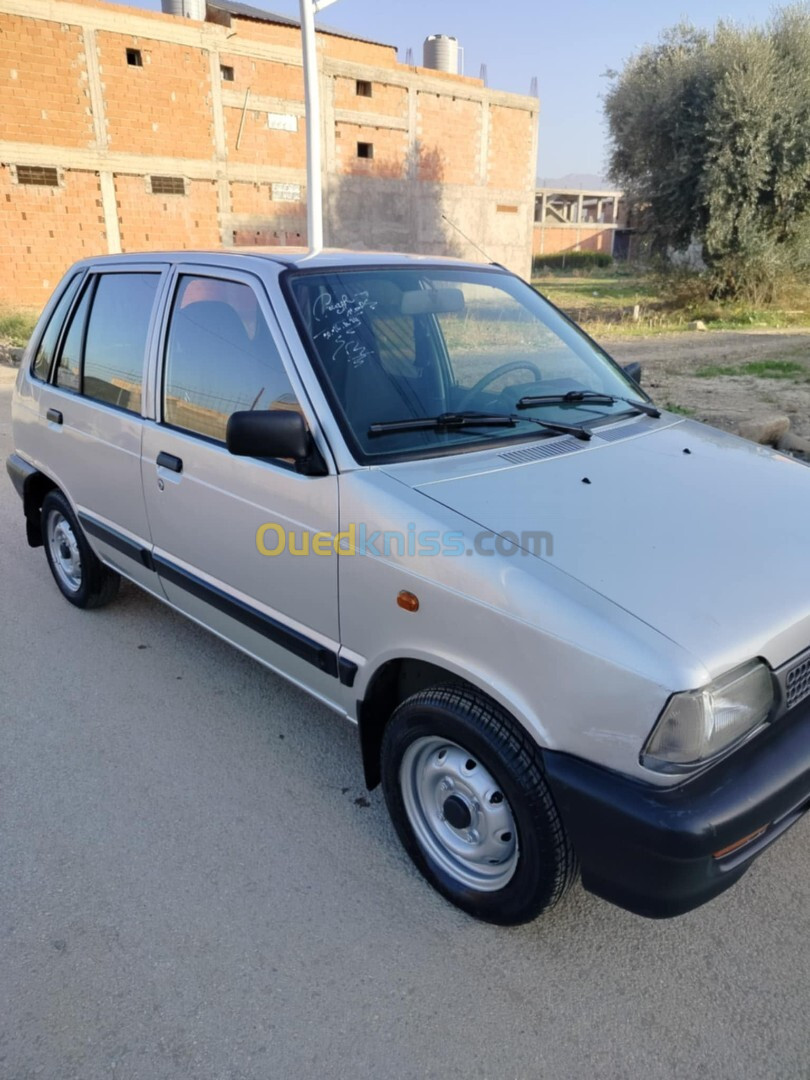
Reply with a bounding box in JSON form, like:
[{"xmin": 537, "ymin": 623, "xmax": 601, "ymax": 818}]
[{"xmin": 1, "ymin": 364, "xmax": 808, "ymax": 1080}]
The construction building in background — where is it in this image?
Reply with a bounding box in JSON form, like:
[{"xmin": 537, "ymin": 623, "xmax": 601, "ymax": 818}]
[
  {"xmin": 533, "ymin": 186, "xmax": 633, "ymax": 261},
  {"xmin": 0, "ymin": 0, "xmax": 539, "ymax": 308}
]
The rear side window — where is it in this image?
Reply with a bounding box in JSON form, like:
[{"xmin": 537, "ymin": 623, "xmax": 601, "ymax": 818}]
[
  {"xmin": 83, "ymin": 274, "xmax": 159, "ymax": 413},
  {"xmin": 55, "ymin": 283, "xmax": 92, "ymax": 393},
  {"xmin": 31, "ymin": 274, "xmax": 82, "ymax": 382},
  {"xmin": 163, "ymin": 275, "xmax": 298, "ymax": 443}
]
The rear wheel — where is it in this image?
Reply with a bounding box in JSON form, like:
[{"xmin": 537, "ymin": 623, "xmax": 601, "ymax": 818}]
[
  {"xmin": 41, "ymin": 490, "xmax": 120, "ymax": 609},
  {"xmin": 381, "ymin": 685, "xmax": 577, "ymax": 925}
]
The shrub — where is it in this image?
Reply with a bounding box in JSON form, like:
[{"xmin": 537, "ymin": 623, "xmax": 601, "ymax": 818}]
[{"xmin": 532, "ymin": 252, "xmax": 614, "ymax": 274}]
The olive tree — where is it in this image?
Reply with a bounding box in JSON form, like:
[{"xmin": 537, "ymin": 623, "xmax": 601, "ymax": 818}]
[{"xmin": 604, "ymin": 6, "xmax": 810, "ymax": 299}]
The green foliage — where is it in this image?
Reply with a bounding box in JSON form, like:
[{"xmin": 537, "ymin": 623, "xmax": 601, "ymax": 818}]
[
  {"xmin": 532, "ymin": 252, "xmax": 613, "ymax": 273},
  {"xmin": 695, "ymin": 359, "xmax": 807, "ymax": 378},
  {"xmin": 0, "ymin": 309, "xmax": 36, "ymax": 347},
  {"xmin": 605, "ymin": 7, "xmax": 810, "ymax": 301}
]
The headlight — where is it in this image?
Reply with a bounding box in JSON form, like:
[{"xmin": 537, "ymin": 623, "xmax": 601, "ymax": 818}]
[{"xmin": 641, "ymin": 660, "xmax": 774, "ymax": 772}]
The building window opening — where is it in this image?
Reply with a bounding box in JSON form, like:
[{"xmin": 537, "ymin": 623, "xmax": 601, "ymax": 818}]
[
  {"xmin": 151, "ymin": 175, "xmax": 186, "ymax": 195},
  {"xmin": 17, "ymin": 165, "xmax": 59, "ymax": 187}
]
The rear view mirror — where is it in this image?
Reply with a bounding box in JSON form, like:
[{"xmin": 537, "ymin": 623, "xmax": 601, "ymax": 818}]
[
  {"xmin": 622, "ymin": 361, "xmax": 642, "ymax": 386},
  {"xmin": 400, "ymin": 288, "xmax": 465, "ymax": 316},
  {"xmin": 226, "ymin": 410, "xmax": 326, "ymax": 475}
]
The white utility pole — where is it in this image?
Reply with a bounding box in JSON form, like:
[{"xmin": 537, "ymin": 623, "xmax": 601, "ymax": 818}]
[{"xmin": 300, "ymin": 0, "xmax": 341, "ymax": 254}]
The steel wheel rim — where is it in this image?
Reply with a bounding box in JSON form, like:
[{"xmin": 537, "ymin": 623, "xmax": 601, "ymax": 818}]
[
  {"xmin": 47, "ymin": 511, "xmax": 82, "ymax": 593},
  {"xmin": 400, "ymin": 736, "xmax": 519, "ymax": 891}
]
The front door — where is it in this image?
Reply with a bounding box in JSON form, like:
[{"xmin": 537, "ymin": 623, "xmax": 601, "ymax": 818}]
[{"xmin": 140, "ymin": 267, "xmax": 344, "ymax": 709}]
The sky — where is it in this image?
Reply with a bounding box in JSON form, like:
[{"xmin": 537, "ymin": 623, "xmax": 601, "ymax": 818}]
[{"xmin": 106, "ymin": 0, "xmax": 775, "ymax": 182}]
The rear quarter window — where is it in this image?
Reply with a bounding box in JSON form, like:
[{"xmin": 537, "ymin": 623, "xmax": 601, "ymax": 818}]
[{"xmin": 31, "ymin": 274, "xmax": 82, "ymax": 382}]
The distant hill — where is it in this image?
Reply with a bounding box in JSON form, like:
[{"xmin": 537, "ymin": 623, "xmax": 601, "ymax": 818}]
[{"xmin": 536, "ymin": 173, "xmax": 614, "ymax": 190}]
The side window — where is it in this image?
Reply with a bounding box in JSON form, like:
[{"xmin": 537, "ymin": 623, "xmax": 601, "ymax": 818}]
[
  {"xmin": 32, "ymin": 274, "xmax": 82, "ymax": 382},
  {"xmin": 164, "ymin": 275, "xmax": 298, "ymax": 443},
  {"xmin": 55, "ymin": 281, "xmax": 93, "ymax": 393},
  {"xmin": 83, "ymin": 273, "xmax": 159, "ymax": 413}
]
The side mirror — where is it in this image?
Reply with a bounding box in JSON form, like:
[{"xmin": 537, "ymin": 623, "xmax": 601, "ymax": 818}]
[
  {"xmin": 622, "ymin": 361, "xmax": 642, "ymax": 386},
  {"xmin": 226, "ymin": 410, "xmax": 327, "ymax": 475}
]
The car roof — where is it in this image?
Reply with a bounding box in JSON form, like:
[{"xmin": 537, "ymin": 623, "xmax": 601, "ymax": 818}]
[{"xmin": 65, "ymin": 249, "xmax": 502, "ymax": 273}]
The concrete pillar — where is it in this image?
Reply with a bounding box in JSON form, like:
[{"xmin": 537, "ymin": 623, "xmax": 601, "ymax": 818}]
[
  {"xmin": 208, "ymin": 48, "xmax": 231, "ymax": 246},
  {"xmin": 98, "ymin": 171, "xmax": 121, "ymax": 254},
  {"xmin": 82, "ymin": 26, "xmax": 121, "ymax": 254},
  {"xmin": 479, "ymin": 100, "xmax": 489, "ymax": 185}
]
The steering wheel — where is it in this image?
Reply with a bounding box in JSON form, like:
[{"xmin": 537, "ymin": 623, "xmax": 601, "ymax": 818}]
[{"xmin": 456, "ymin": 361, "xmax": 543, "ymax": 412}]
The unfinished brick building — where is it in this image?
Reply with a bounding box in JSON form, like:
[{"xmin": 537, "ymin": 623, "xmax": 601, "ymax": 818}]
[{"xmin": 0, "ymin": 0, "xmax": 539, "ymax": 309}]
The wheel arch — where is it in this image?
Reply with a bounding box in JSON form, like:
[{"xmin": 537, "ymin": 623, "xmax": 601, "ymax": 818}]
[
  {"xmin": 356, "ymin": 655, "xmax": 547, "ymax": 790},
  {"xmin": 7, "ymin": 457, "xmax": 58, "ymax": 548}
]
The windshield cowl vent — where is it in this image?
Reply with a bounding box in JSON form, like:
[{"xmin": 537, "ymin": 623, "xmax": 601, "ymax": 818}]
[{"xmin": 499, "ymin": 436, "xmax": 586, "ymax": 464}]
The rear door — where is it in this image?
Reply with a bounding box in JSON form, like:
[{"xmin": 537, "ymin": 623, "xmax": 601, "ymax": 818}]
[
  {"xmin": 35, "ymin": 264, "xmax": 167, "ymax": 593},
  {"xmin": 140, "ymin": 266, "xmax": 345, "ymax": 709}
]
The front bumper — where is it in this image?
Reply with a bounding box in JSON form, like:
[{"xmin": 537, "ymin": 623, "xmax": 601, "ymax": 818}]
[{"xmin": 544, "ymin": 696, "xmax": 810, "ymax": 917}]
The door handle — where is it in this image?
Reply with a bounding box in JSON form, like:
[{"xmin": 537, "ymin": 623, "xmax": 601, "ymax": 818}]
[
  {"xmin": 46, "ymin": 408, "xmax": 63, "ymax": 425},
  {"xmin": 157, "ymin": 451, "xmax": 183, "ymax": 473}
]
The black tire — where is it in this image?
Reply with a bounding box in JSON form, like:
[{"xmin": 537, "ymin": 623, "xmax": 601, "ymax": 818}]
[
  {"xmin": 41, "ymin": 490, "xmax": 120, "ymax": 609},
  {"xmin": 381, "ymin": 685, "xmax": 577, "ymax": 925}
]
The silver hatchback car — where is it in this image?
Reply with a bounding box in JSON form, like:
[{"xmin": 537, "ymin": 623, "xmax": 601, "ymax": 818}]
[{"xmin": 7, "ymin": 250, "xmax": 810, "ymax": 924}]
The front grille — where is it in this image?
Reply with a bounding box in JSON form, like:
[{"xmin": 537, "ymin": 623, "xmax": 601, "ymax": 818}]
[{"xmin": 785, "ymin": 655, "xmax": 810, "ymax": 710}]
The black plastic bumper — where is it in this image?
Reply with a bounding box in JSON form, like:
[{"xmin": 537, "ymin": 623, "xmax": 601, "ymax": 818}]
[{"xmin": 543, "ymin": 698, "xmax": 810, "ymax": 918}]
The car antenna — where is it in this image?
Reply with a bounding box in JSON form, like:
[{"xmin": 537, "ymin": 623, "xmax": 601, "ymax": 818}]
[{"xmin": 441, "ymin": 213, "xmax": 496, "ymax": 264}]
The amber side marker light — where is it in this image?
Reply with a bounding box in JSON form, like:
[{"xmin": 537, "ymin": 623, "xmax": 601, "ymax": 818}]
[
  {"xmin": 397, "ymin": 590, "xmax": 419, "ymax": 612},
  {"xmin": 713, "ymin": 826, "xmax": 768, "ymax": 860}
]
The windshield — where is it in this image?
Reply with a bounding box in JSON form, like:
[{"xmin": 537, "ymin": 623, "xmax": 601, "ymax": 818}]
[{"xmin": 284, "ymin": 265, "xmax": 644, "ymax": 462}]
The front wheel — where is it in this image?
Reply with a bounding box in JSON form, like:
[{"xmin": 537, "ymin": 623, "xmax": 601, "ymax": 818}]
[
  {"xmin": 41, "ymin": 490, "xmax": 120, "ymax": 609},
  {"xmin": 381, "ymin": 685, "xmax": 578, "ymax": 925}
]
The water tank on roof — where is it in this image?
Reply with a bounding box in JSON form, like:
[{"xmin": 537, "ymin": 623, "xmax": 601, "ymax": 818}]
[
  {"xmin": 161, "ymin": 0, "xmax": 206, "ymax": 19},
  {"xmin": 423, "ymin": 35, "xmax": 459, "ymax": 74}
]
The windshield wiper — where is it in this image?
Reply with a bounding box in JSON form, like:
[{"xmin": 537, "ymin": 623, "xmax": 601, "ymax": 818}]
[
  {"xmin": 516, "ymin": 390, "xmax": 661, "ymax": 419},
  {"xmin": 368, "ymin": 410, "xmax": 591, "ymax": 440}
]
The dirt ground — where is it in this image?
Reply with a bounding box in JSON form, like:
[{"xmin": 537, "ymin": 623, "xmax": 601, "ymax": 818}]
[{"xmin": 605, "ymin": 329, "xmax": 810, "ymax": 440}]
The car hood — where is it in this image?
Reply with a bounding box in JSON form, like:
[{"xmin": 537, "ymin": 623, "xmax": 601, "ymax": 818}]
[{"xmin": 386, "ymin": 416, "xmax": 810, "ymax": 675}]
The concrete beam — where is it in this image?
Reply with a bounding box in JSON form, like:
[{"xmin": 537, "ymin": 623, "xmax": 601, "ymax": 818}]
[
  {"xmin": 333, "ymin": 109, "xmax": 408, "ymax": 131},
  {"xmin": 0, "ymin": 140, "xmax": 306, "ymax": 185},
  {"xmin": 221, "ymin": 90, "xmax": 306, "ymax": 116}
]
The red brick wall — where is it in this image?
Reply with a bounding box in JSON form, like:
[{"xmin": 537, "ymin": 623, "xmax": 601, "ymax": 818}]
[
  {"xmin": 220, "ymin": 54, "xmax": 304, "ymax": 102},
  {"xmin": 533, "ymin": 225, "xmax": 615, "ymax": 257},
  {"xmin": 333, "ymin": 76, "xmax": 408, "ymax": 117},
  {"xmin": 224, "ymin": 106, "xmax": 307, "ymax": 168},
  {"xmin": 98, "ymin": 31, "xmax": 214, "ymax": 158},
  {"xmin": 0, "ymin": 16, "xmax": 93, "ymax": 149},
  {"xmin": 115, "ymin": 175, "xmax": 220, "ymax": 250},
  {"xmin": 0, "ymin": 165, "xmax": 107, "ymax": 307},
  {"xmin": 334, "ymin": 123, "xmax": 409, "ymax": 177},
  {"xmin": 417, "ymin": 93, "xmax": 480, "ymax": 185},
  {"xmin": 229, "ymin": 180, "xmax": 307, "ymax": 246},
  {"xmin": 489, "ymin": 105, "xmax": 535, "ymax": 190}
]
